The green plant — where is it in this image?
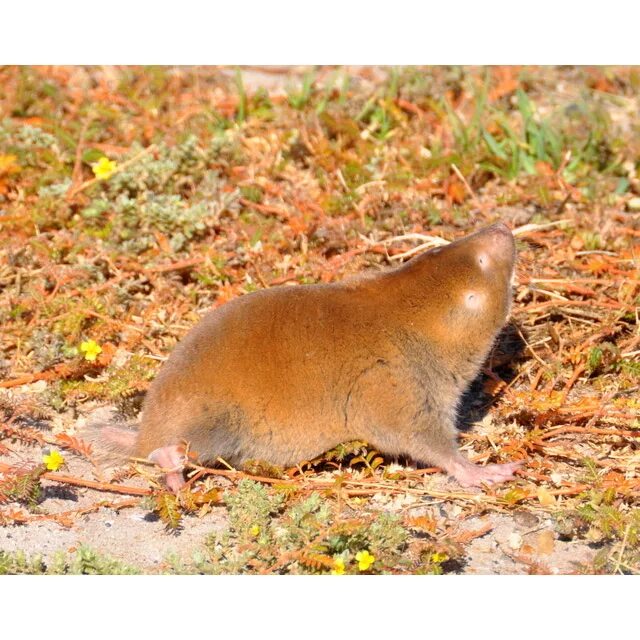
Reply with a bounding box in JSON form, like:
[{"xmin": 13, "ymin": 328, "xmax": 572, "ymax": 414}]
[
  {"xmin": 234, "ymin": 68, "xmax": 247, "ymax": 122},
  {"xmin": 287, "ymin": 72, "xmax": 315, "ymax": 110},
  {"xmin": 0, "ymin": 547, "xmax": 139, "ymax": 575}
]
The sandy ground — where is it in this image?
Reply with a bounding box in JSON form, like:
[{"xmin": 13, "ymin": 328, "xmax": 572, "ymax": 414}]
[{"xmin": 0, "ymin": 413, "xmax": 596, "ymax": 574}]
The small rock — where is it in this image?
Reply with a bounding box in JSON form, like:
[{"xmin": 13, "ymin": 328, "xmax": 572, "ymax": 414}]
[
  {"xmin": 508, "ymin": 532, "xmax": 523, "ymax": 550},
  {"xmin": 28, "ymin": 380, "xmax": 48, "ymax": 392},
  {"xmin": 536, "ymin": 530, "xmax": 556, "ymax": 555},
  {"xmin": 493, "ymin": 206, "xmax": 531, "ymax": 227},
  {"xmin": 627, "ymin": 197, "xmax": 640, "ymax": 211},
  {"xmin": 513, "ymin": 511, "xmax": 539, "ymax": 528},
  {"xmin": 550, "ymin": 472, "xmax": 563, "ymax": 486}
]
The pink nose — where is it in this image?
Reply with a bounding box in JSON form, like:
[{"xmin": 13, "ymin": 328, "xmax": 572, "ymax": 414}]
[{"xmin": 483, "ymin": 222, "xmax": 515, "ymax": 253}]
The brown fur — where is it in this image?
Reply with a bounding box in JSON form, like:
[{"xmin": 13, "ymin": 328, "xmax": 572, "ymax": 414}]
[{"xmin": 131, "ymin": 222, "xmax": 519, "ymax": 487}]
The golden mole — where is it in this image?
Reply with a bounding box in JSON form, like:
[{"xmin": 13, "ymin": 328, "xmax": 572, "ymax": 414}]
[{"xmin": 101, "ymin": 222, "xmax": 521, "ymax": 490}]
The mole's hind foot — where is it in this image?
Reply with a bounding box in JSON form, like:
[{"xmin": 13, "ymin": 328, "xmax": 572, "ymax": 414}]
[
  {"xmin": 148, "ymin": 445, "xmax": 187, "ymax": 493},
  {"xmin": 447, "ymin": 458, "xmax": 522, "ymax": 488}
]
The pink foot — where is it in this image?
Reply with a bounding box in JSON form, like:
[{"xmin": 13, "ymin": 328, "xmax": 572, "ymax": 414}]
[
  {"xmin": 446, "ymin": 458, "xmax": 522, "ymax": 488},
  {"xmin": 148, "ymin": 445, "xmax": 187, "ymax": 493}
]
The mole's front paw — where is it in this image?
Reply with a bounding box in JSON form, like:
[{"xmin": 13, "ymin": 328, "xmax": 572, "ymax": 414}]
[{"xmin": 449, "ymin": 459, "xmax": 522, "ymax": 488}]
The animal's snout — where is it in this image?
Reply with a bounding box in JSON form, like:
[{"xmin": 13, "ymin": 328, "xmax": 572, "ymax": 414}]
[{"xmin": 479, "ymin": 222, "xmax": 516, "ymax": 263}]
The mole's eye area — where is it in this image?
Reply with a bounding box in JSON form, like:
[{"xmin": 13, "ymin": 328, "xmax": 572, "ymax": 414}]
[
  {"xmin": 477, "ymin": 252, "xmax": 489, "ymax": 269},
  {"xmin": 464, "ymin": 291, "xmax": 483, "ymax": 310}
]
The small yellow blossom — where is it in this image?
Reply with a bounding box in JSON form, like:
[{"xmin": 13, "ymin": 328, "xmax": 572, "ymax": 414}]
[
  {"xmin": 355, "ymin": 550, "xmax": 375, "ymax": 571},
  {"xmin": 331, "ymin": 558, "xmax": 345, "ymax": 575},
  {"xmin": 0, "ymin": 154, "xmax": 21, "ymax": 176},
  {"xmin": 92, "ymin": 156, "xmax": 117, "ymax": 180},
  {"xmin": 250, "ymin": 524, "xmax": 260, "ymax": 537},
  {"xmin": 43, "ymin": 449, "xmax": 65, "ymax": 471},
  {"xmin": 80, "ymin": 339, "xmax": 102, "ymax": 362}
]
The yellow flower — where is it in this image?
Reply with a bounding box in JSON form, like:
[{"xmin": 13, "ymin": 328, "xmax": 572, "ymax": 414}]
[
  {"xmin": 331, "ymin": 558, "xmax": 345, "ymax": 575},
  {"xmin": 80, "ymin": 339, "xmax": 102, "ymax": 362},
  {"xmin": 0, "ymin": 154, "xmax": 21, "ymax": 176},
  {"xmin": 355, "ymin": 550, "xmax": 375, "ymax": 571},
  {"xmin": 91, "ymin": 156, "xmax": 117, "ymax": 180},
  {"xmin": 43, "ymin": 450, "xmax": 65, "ymax": 471},
  {"xmin": 250, "ymin": 524, "xmax": 260, "ymax": 537}
]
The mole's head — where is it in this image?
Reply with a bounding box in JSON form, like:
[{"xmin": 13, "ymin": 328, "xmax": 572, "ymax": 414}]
[{"xmin": 406, "ymin": 222, "xmax": 516, "ymax": 376}]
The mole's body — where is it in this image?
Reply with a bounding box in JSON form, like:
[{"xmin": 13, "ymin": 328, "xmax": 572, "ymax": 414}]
[{"xmin": 127, "ymin": 222, "xmax": 520, "ymax": 490}]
